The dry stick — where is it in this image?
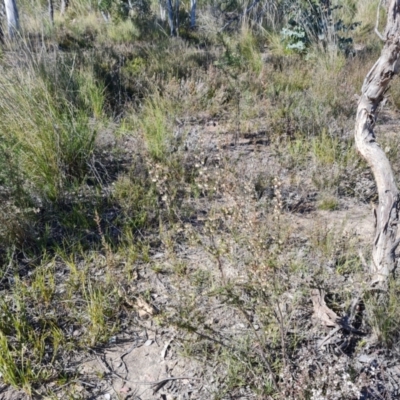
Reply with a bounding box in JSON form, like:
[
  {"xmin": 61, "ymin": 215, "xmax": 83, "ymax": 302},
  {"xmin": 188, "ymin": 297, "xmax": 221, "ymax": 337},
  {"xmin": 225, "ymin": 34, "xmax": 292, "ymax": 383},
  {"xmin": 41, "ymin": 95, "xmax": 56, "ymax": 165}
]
[
  {"xmin": 318, "ymin": 326, "xmax": 341, "ymax": 348},
  {"xmin": 274, "ymin": 300, "xmax": 287, "ymax": 370},
  {"xmin": 77, "ymin": 380, "xmax": 97, "ymax": 388},
  {"xmin": 253, "ymin": 346, "xmax": 279, "ymax": 391},
  {"xmin": 95, "ymin": 355, "xmax": 120, "ymax": 398},
  {"xmin": 235, "ymin": 306, "xmax": 279, "ymax": 391},
  {"xmin": 0, "ymin": 245, "xmax": 15, "ymax": 286},
  {"xmin": 210, "ymin": 235, "xmax": 225, "ymax": 282},
  {"xmin": 118, "ymin": 340, "xmax": 138, "ymax": 378}
]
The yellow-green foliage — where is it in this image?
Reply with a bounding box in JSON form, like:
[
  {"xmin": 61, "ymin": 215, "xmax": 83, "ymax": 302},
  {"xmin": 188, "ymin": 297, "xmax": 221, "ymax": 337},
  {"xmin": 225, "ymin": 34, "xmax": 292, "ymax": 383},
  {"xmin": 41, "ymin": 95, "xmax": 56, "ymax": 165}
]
[
  {"xmin": 0, "ymin": 51, "xmax": 104, "ymax": 200},
  {"xmin": 354, "ymin": 0, "xmax": 382, "ymax": 40},
  {"xmin": 107, "ymin": 19, "xmax": 140, "ymax": 43},
  {"xmin": 139, "ymin": 92, "xmax": 175, "ymax": 161},
  {"xmin": 238, "ymin": 24, "xmax": 263, "ymax": 74}
]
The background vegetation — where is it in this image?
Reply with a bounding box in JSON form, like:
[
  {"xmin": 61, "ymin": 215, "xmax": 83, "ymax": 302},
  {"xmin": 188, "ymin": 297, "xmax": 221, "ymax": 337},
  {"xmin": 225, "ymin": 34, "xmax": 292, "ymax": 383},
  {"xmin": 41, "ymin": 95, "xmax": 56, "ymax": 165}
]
[{"xmin": 0, "ymin": 0, "xmax": 399, "ymax": 398}]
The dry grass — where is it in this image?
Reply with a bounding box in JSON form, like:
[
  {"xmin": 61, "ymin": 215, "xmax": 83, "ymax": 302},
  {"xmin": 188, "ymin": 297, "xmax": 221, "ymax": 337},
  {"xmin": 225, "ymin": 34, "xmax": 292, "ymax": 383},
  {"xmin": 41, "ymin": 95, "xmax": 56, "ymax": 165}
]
[{"xmin": 0, "ymin": 1, "xmax": 399, "ymax": 398}]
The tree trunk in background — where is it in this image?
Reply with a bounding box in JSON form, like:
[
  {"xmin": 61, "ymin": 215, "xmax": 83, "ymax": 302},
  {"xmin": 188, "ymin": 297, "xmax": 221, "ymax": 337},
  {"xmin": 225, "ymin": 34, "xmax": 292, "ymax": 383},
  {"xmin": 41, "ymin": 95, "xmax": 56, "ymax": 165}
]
[
  {"xmin": 100, "ymin": 11, "xmax": 110, "ymax": 22},
  {"xmin": 190, "ymin": 0, "xmax": 196, "ymax": 29},
  {"xmin": 48, "ymin": 0, "xmax": 54, "ymax": 25},
  {"xmin": 166, "ymin": 0, "xmax": 176, "ymax": 36},
  {"xmin": 4, "ymin": 0, "xmax": 19, "ymax": 39},
  {"xmin": 174, "ymin": 0, "xmax": 179, "ymax": 34},
  {"xmin": 0, "ymin": 2, "xmax": 4, "ymax": 42},
  {"xmin": 60, "ymin": 0, "xmax": 68, "ymax": 16},
  {"xmin": 355, "ymin": 0, "xmax": 400, "ymax": 287},
  {"xmin": 159, "ymin": 0, "xmax": 166, "ymax": 22}
]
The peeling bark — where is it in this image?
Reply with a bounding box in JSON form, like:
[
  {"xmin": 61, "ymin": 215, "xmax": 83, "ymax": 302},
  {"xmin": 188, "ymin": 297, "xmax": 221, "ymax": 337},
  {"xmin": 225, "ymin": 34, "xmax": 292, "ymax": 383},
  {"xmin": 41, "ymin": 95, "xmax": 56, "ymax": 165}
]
[
  {"xmin": 355, "ymin": 0, "xmax": 400, "ymax": 286},
  {"xmin": 159, "ymin": 0, "xmax": 166, "ymax": 22},
  {"xmin": 166, "ymin": 0, "xmax": 175, "ymax": 36},
  {"xmin": 166, "ymin": 0, "xmax": 179, "ymax": 36},
  {"xmin": 190, "ymin": 0, "xmax": 196, "ymax": 29},
  {"xmin": 311, "ymin": 288, "xmax": 339, "ymax": 327},
  {"xmin": 60, "ymin": 0, "xmax": 69, "ymax": 16},
  {"xmin": 48, "ymin": 0, "xmax": 54, "ymax": 25},
  {"xmin": 312, "ymin": 0, "xmax": 400, "ymax": 328},
  {"xmin": 4, "ymin": 0, "xmax": 19, "ymax": 39}
]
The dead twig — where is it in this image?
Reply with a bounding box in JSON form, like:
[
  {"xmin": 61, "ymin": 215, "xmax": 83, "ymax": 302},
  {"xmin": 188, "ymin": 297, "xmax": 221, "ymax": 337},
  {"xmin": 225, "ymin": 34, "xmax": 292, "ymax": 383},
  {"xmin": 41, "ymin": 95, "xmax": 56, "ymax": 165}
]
[
  {"xmin": 311, "ymin": 288, "xmax": 339, "ymax": 327},
  {"xmin": 318, "ymin": 326, "xmax": 341, "ymax": 348},
  {"xmin": 274, "ymin": 300, "xmax": 287, "ymax": 369}
]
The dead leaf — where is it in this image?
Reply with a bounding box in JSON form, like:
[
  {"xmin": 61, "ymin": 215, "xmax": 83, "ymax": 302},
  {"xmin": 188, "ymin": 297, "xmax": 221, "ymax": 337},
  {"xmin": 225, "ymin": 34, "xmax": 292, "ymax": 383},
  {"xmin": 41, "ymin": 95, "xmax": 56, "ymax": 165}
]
[
  {"xmin": 136, "ymin": 297, "xmax": 157, "ymax": 318},
  {"xmin": 120, "ymin": 386, "xmax": 131, "ymax": 393}
]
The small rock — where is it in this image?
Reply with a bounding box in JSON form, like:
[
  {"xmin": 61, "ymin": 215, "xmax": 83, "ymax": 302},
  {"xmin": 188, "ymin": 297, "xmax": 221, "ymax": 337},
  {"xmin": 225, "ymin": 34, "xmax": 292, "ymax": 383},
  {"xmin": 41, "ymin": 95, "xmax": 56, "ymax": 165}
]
[
  {"xmin": 144, "ymin": 339, "xmax": 153, "ymax": 346},
  {"xmin": 108, "ymin": 336, "xmax": 117, "ymax": 344},
  {"xmin": 358, "ymin": 354, "xmax": 373, "ymax": 363}
]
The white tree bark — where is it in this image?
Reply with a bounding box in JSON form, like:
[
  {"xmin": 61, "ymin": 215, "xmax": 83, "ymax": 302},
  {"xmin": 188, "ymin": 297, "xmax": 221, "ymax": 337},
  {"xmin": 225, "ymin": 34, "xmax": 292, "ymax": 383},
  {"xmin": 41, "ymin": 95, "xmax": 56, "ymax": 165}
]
[
  {"xmin": 60, "ymin": 0, "xmax": 68, "ymax": 16},
  {"xmin": 166, "ymin": 0, "xmax": 176, "ymax": 36},
  {"xmin": 159, "ymin": 0, "xmax": 166, "ymax": 22},
  {"xmin": 190, "ymin": 0, "xmax": 196, "ymax": 29},
  {"xmin": 100, "ymin": 11, "xmax": 110, "ymax": 23},
  {"xmin": 355, "ymin": 0, "xmax": 400, "ymax": 287},
  {"xmin": 174, "ymin": 0, "xmax": 179, "ymax": 34},
  {"xmin": 4, "ymin": 0, "xmax": 19, "ymax": 39},
  {"xmin": 164, "ymin": 0, "xmax": 179, "ymax": 36},
  {"xmin": 48, "ymin": 0, "xmax": 54, "ymax": 25}
]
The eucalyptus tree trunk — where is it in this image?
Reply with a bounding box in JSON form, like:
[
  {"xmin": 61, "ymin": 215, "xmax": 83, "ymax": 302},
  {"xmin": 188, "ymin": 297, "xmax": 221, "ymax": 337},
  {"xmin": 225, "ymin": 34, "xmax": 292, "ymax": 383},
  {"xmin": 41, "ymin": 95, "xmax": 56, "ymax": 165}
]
[
  {"xmin": 4, "ymin": 0, "xmax": 19, "ymax": 39},
  {"xmin": 312, "ymin": 0, "xmax": 400, "ymax": 329},
  {"xmin": 166, "ymin": 0, "xmax": 178, "ymax": 36},
  {"xmin": 174, "ymin": 0, "xmax": 179, "ymax": 34},
  {"xmin": 355, "ymin": 0, "xmax": 400, "ymax": 287},
  {"xmin": 166, "ymin": 0, "xmax": 175, "ymax": 36},
  {"xmin": 159, "ymin": 0, "xmax": 166, "ymax": 22},
  {"xmin": 60, "ymin": 0, "xmax": 68, "ymax": 15},
  {"xmin": 48, "ymin": 0, "xmax": 54, "ymax": 25},
  {"xmin": 100, "ymin": 11, "xmax": 110, "ymax": 22},
  {"xmin": 190, "ymin": 0, "xmax": 196, "ymax": 29}
]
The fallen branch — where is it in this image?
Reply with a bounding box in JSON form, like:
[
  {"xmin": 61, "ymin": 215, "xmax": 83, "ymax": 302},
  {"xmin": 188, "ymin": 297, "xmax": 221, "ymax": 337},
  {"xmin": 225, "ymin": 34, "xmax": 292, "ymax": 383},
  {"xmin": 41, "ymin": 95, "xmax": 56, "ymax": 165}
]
[{"xmin": 311, "ymin": 288, "xmax": 339, "ymax": 327}]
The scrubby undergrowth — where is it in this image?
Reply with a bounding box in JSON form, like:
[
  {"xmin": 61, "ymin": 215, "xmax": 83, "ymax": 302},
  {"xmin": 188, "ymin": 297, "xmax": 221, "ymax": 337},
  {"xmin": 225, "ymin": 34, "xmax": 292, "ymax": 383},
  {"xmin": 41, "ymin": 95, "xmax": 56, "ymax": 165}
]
[{"xmin": 1, "ymin": 0, "xmax": 400, "ymax": 399}]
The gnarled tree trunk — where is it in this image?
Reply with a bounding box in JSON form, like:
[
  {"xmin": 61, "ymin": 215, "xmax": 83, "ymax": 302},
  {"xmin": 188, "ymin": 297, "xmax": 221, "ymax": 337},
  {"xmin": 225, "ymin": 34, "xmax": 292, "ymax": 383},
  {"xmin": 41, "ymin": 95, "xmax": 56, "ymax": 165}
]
[
  {"xmin": 355, "ymin": 0, "xmax": 400, "ymax": 287},
  {"xmin": 312, "ymin": 0, "xmax": 400, "ymax": 329}
]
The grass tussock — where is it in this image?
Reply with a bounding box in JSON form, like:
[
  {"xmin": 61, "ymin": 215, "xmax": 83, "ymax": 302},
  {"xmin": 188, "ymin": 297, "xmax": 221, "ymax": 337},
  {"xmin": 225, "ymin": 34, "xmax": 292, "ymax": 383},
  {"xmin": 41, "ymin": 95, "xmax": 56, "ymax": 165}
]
[{"xmin": 0, "ymin": 50, "xmax": 103, "ymax": 201}]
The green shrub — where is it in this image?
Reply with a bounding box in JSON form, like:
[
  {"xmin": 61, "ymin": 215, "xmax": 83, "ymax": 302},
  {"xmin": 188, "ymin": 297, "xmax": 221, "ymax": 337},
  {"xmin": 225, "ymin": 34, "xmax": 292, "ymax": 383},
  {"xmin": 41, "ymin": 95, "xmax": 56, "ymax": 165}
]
[{"xmin": 280, "ymin": 0, "xmax": 360, "ymax": 54}]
